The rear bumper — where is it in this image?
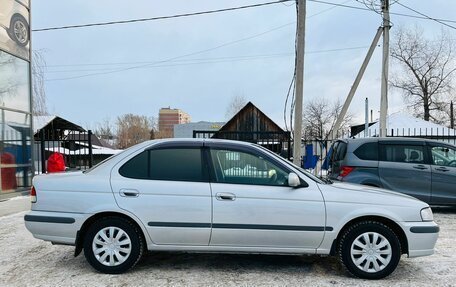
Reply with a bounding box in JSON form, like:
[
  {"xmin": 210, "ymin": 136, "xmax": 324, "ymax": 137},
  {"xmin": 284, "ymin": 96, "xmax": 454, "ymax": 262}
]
[
  {"xmin": 401, "ymin": 221, "xmax": 439, "ymax": 258},
  {"xmin": 24, "ymin": 211, "xmax": 88, "ymax": 245}
]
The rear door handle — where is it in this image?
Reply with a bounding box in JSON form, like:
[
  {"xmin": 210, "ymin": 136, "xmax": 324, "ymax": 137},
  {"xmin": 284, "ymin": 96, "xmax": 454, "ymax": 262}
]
[
  {"xmin": 435, "ymin": 167, "xmax": 450, "ymax": 172},
  {"xmin": 120, "ymin": 189, "xmax": 139, "ymax": 197},
  {"xmin": 413, "ymin": 165, "xmax": 428, "ymax": 170},
  {"xmin": 215, "ymin": 192, "xmax": 236, "ymax": 201}
]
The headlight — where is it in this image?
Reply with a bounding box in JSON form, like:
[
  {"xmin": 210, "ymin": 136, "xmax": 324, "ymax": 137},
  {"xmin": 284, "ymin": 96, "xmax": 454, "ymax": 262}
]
[{"xmin": 420, "ymin": 207, "xmax": 434, "ymax": 221}]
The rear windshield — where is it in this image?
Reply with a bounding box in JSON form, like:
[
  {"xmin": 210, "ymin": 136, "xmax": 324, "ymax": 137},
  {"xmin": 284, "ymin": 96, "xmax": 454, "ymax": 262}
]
[{"xmin": 333, "ymin": 141, "xmax": 347, "ymax": 162}]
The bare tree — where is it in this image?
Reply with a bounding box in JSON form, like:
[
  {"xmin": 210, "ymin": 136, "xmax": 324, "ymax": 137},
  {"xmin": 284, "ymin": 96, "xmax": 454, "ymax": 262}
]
[
  {"xmin": 302, "ymin": 98, "xmax": 353, "ymax": 140},
  {"xmin": 95, "ymin": 118, "xmax": 116, "ymax": 143},
  {"xmin": 116, "ymin": 114, "xmax": 155, "ymax": 149},
  {"xmin": 391, "ymin": 26, "xmax": 456, "ymax": 123},
  {"xmin": 225, "ymin": 93, "xmax": 247, "ymax": 120},
  {"xmin": 31, "ymin": 50, "xmax": 49, "ymax": 116}
]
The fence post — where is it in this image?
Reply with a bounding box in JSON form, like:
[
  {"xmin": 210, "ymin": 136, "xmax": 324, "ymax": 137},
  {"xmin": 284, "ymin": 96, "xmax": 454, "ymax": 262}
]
[
  {"xmin": 40, "ymin": 129, "xmax": 46, "ymax": 173},
  {"xmin": 88, "ymin": 130, "xmax": 93, "ymax": 168}
]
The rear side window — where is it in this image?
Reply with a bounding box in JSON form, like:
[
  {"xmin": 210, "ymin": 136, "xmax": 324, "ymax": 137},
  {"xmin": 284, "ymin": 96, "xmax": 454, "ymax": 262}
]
[
  {"xmin": 150, "ymin": 149, "xmax": 205, "ymax": 181},
  {"xmin": 119, "ymin": 151, "xmax": 149, "ymax": 179},
  {"xmin": 380, "ymin": 145, "xmax": 425, "ymax": 164},
  {"xmin": 119, "ymin": 148, "xmax": 206, "ymax": 181},
  {"xmin": 354, "ymin": 142, "xmax": 378, "ymax": 161}
]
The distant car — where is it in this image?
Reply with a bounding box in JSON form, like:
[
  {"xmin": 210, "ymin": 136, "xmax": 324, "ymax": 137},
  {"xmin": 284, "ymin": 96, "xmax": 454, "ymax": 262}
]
[
  {"xmin": 25, "ymin": 139, "xmax": 438, "ymax": 279},
  {"xmin": 0, "ymin": 0, "xmax": 29, "ymax": 46},
  {"xmin": 329, "ymin": 137, "xmax": 456, "ymax": 205}
]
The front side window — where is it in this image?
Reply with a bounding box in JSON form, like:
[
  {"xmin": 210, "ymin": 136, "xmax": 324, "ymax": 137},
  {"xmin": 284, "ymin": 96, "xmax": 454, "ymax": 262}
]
[
  {"xmin": 209, "ymin": 149, "xmax": 289, "ymax": 186},
  {"xmin": 119, "ymin": 148, "xmax": 206, "ymax": 181},
  {"xmin": 431, "ymin": 146, "xmax": 456, "ymax": 167},
  {"xmin": 381, "ymin": 145, "xmax": 425, "ymax": 164}
]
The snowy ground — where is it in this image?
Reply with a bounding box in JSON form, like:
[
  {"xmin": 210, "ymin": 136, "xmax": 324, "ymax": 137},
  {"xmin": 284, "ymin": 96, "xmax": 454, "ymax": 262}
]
[{"xmin": 0, "ymin": 208, "xmax": 455, "ymax": 287}]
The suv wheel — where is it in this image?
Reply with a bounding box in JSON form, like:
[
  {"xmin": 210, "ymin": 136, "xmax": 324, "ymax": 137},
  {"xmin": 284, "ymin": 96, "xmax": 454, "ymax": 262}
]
[
  {"xmin": 83, "ymin": 217, "xmax": 145, "ymax": 274},
  {"xmin": 338, "ymin": 221, "xmax": 401, "ymax": 279}
]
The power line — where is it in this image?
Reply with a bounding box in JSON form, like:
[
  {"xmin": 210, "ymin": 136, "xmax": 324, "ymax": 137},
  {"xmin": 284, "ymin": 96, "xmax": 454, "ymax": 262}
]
[
  {"xmin": 308, "ymin": 0, "xmax": 456, "ymax": 24},
  {"xmin": 396, "ymin": 2, "xmax": 456, "ymax": 30},
  {"xmin": 32, "ymin": 0, "xmax": 294, "ymax": 32},
  {"xmin": 31, "ymin": 0, "xmax": 456, "ymax": 33},
  {"xmin": 43, "ymin": 46, "xmax": 369, "ymax": 68}
]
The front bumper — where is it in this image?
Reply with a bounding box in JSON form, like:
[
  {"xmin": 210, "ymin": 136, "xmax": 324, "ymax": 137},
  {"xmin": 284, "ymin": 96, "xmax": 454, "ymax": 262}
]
[
  {"xmin": 401, "ymin": 221, "xmax": 439, "ymax": 258},
  {"xmin": 24, "ymin": 210, "xmax": 88, "ymax": 245}
]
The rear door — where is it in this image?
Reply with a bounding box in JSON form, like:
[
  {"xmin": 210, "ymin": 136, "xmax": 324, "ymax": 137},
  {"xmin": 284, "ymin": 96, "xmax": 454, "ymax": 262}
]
[
  {"xmin": 378, "ymin": 141, "xmax": 431, "ymax": 202},
  {"xmin": 428, "ymin": 144, "xmax": 456, "ymax": 205},
  {"xmin": 111, "ymin": 143, "xmax": 212, "ymax": 246}
]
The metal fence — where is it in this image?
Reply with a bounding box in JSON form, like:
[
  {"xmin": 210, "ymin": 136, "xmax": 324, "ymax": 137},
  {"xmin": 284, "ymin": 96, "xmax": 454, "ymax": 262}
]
[
  {"xmin": 193, "ymin": 130, "xmax": 292, "ymax": 160},
  {"xmin": 34, "ymin": 130, "xmax": 93, "ymax": 174}
]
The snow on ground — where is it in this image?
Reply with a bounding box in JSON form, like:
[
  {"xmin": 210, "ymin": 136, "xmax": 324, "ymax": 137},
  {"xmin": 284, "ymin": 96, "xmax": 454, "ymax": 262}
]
[{"xmin": 0, "ymin": 208, "xmax": 455, "ymax": 287}]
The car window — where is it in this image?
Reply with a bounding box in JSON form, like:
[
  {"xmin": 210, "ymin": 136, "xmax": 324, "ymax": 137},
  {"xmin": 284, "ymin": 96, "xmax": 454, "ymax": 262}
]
[
  {"xmin": 149, "ymin": 148, "xmax": 205, "ymax": 181},
  {"xmin": 209, "ymin": 149, "xmax": 289, "ymax": 186},
  {"xmin": 333, "ymin": 141, "xmax": 347, "ymax": 161},
  {"xmin": 354, "ymin": 142, "xmax": 378, "ymax": 161},
  {"xmin": 119, "ymin": 148, "xmax": 206, "ymax": 181},
  {"xmin": 119, "ymin": 151, "xmax": 149, "ymax": 179},
  {"xmin": 380, "ymin": 145, "xmax": 425, "ymax": 164},
  {"xmin": 431, "ymin": 146, "xmax": 456, "ymax": 167}
]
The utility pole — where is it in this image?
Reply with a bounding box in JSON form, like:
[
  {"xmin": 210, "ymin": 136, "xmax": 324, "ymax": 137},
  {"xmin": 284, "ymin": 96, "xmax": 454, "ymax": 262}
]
[
  {"xmin": 330, "ymin": 27, "xmax": 382, "ymax": 139},
  {"xmin": 365, "ymin": 98, "xmax": 369, "ymax": 137},
  {"xmin": 293, "ymin": 0, "xmax": 306, "ymax": 166},
  {"xmin": 451, "ymin": 101, "xmax": 454, "ymax": 129},
  {"xmin": 379, "ymin": 0, "xmax": 390, "ymax": 137}
]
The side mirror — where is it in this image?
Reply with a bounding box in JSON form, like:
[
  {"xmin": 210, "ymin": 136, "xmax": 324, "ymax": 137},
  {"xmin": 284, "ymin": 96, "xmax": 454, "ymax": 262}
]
[{"xmin": 288, "ymin": 172, "xmax": 301, "ymax": 187}]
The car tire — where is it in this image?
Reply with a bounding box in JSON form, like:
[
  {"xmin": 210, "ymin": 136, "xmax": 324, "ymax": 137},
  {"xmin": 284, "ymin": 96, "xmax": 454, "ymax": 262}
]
[
  {"xmin": 83, "ymin": 216, "xmax": 145, "ymax": 274},
  {"xmin": 338, "ymin": 220, "xmax": 401, "ymax": 279},
  {"xmin": 9, "ymin": 14, "xmax": 29, "ymax": 47}
]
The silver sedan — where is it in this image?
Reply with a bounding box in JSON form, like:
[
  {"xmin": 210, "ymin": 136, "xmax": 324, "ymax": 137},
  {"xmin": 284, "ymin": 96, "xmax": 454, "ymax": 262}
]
[{"xmin": 24, "ymin": 139, "xmax": 439, "ymax": 279}]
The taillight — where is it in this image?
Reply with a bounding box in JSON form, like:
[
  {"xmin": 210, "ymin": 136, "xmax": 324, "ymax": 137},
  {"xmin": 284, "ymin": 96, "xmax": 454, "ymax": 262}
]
[
  {"xmin": 30, "ymin": 186, "xmax": 37, "ymax": 203},
  {"xmin": 339, "ymin": 166, "xmax": 355, "ymax": 178}
]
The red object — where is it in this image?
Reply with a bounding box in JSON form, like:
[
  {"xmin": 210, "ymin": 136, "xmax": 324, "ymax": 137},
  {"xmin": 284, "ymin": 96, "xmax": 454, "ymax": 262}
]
[
  {"xmin": 339, "ymin": 166, "xmax": 355, "ymax": 178},
  {"xmin": 47, "ymin": 152, "xmax": 66, "ymax": 173},
  {"xmin": 30, "ymin": 186, "xmax": 37, "ymax": 203},
  {"xmin": 1, "ymin": 152, "xmax": 17, "ymax": 191}
]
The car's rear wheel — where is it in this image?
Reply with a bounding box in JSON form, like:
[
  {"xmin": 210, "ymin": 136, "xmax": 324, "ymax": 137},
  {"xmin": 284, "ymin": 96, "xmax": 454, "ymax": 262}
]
[
  {"xmin": 83, "ymin": 217, "xmax": 145, "ymax": 274},
  {"xmin": 338, "ymin": 221, "xmax": 401, "ymax": 279}
]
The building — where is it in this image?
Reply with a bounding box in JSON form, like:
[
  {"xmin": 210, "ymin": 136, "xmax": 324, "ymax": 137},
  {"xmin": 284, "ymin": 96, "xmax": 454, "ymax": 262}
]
[
  {"xmin": 193, "ymin": 102, "xmax": 291, "ymax": 159},
  {"xmin": 0, "ymin": 0, "xmax": 31, "ymax": 194},
  {"xmin": 174, "ymin": 121, "xmax": 225, "ymax": 138},
  {"xmin": 158, "ymin": 107, "xmax": 191, "ymax": 137}
]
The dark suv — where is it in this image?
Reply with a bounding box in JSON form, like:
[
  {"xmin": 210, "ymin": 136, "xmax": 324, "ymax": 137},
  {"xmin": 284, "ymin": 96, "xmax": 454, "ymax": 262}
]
[{"xmin": 328, "ymin": 137, "xmax": 456, "ymax": 205}]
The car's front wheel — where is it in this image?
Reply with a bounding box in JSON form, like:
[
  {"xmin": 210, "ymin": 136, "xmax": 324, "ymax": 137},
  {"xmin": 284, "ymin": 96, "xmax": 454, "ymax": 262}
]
[
  {"xmin": 338, "ymin": 221, "xmax": 401, "ymax": 279},
  {"xmin": 9, "ymin": 15, "xmax": 29, "ymax": 47},
  {"xmin": 83, "ymin": 217, "xmax": 145, "ymax": 274}
]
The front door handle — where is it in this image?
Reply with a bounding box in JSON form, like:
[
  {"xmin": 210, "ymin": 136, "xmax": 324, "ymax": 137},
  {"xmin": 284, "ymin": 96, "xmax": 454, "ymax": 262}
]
[
  {"xmin": 435, "ymin": 167, "xmax": 450, "ymax": 172},
  {"xmin": 120, "ymin": 189, "xmax": 139, "ymax": 197},
  {"xmin": 413, "ymin": 165, "xmax": 428, "ymax": 170},
  {"xmin": 216, "ymin": 192, "xmax": 236, "ymax": 201}
]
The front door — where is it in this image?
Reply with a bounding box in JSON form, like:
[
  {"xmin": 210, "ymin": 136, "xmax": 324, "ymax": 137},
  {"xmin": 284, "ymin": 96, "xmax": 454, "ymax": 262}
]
[
  {"xmin": 378, "ymin": 143, "xmax": 431, "ymax": 202},
  {"xmin": 429, "ymin": 144, "xmax": 456, "ymax": 205},
  {"xmin": 206, "ymin": 145, "xmax": 326, "ymax": 249},
  {"xmin": 111, "ymin": 146, "xmax": 212, "ymax": 246}
]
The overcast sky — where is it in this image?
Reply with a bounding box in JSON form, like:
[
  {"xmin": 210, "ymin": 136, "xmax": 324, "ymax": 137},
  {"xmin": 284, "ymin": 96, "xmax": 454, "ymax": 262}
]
[{"xmin": 31, "ymin": 0, "xmax": 456, "ymax": 130}]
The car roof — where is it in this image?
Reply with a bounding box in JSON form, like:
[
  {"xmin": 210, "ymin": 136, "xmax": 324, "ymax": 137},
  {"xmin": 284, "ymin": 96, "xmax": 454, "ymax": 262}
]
[{"xmin": 340, "ymin": 137, "xmax": 455, "ymax": 147}]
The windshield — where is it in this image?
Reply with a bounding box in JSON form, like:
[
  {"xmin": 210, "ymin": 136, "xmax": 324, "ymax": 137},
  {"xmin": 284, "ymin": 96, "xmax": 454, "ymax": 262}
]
[{"xmin": 255, "ymin": 144, "xmax": 326, "ymax": 184}]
